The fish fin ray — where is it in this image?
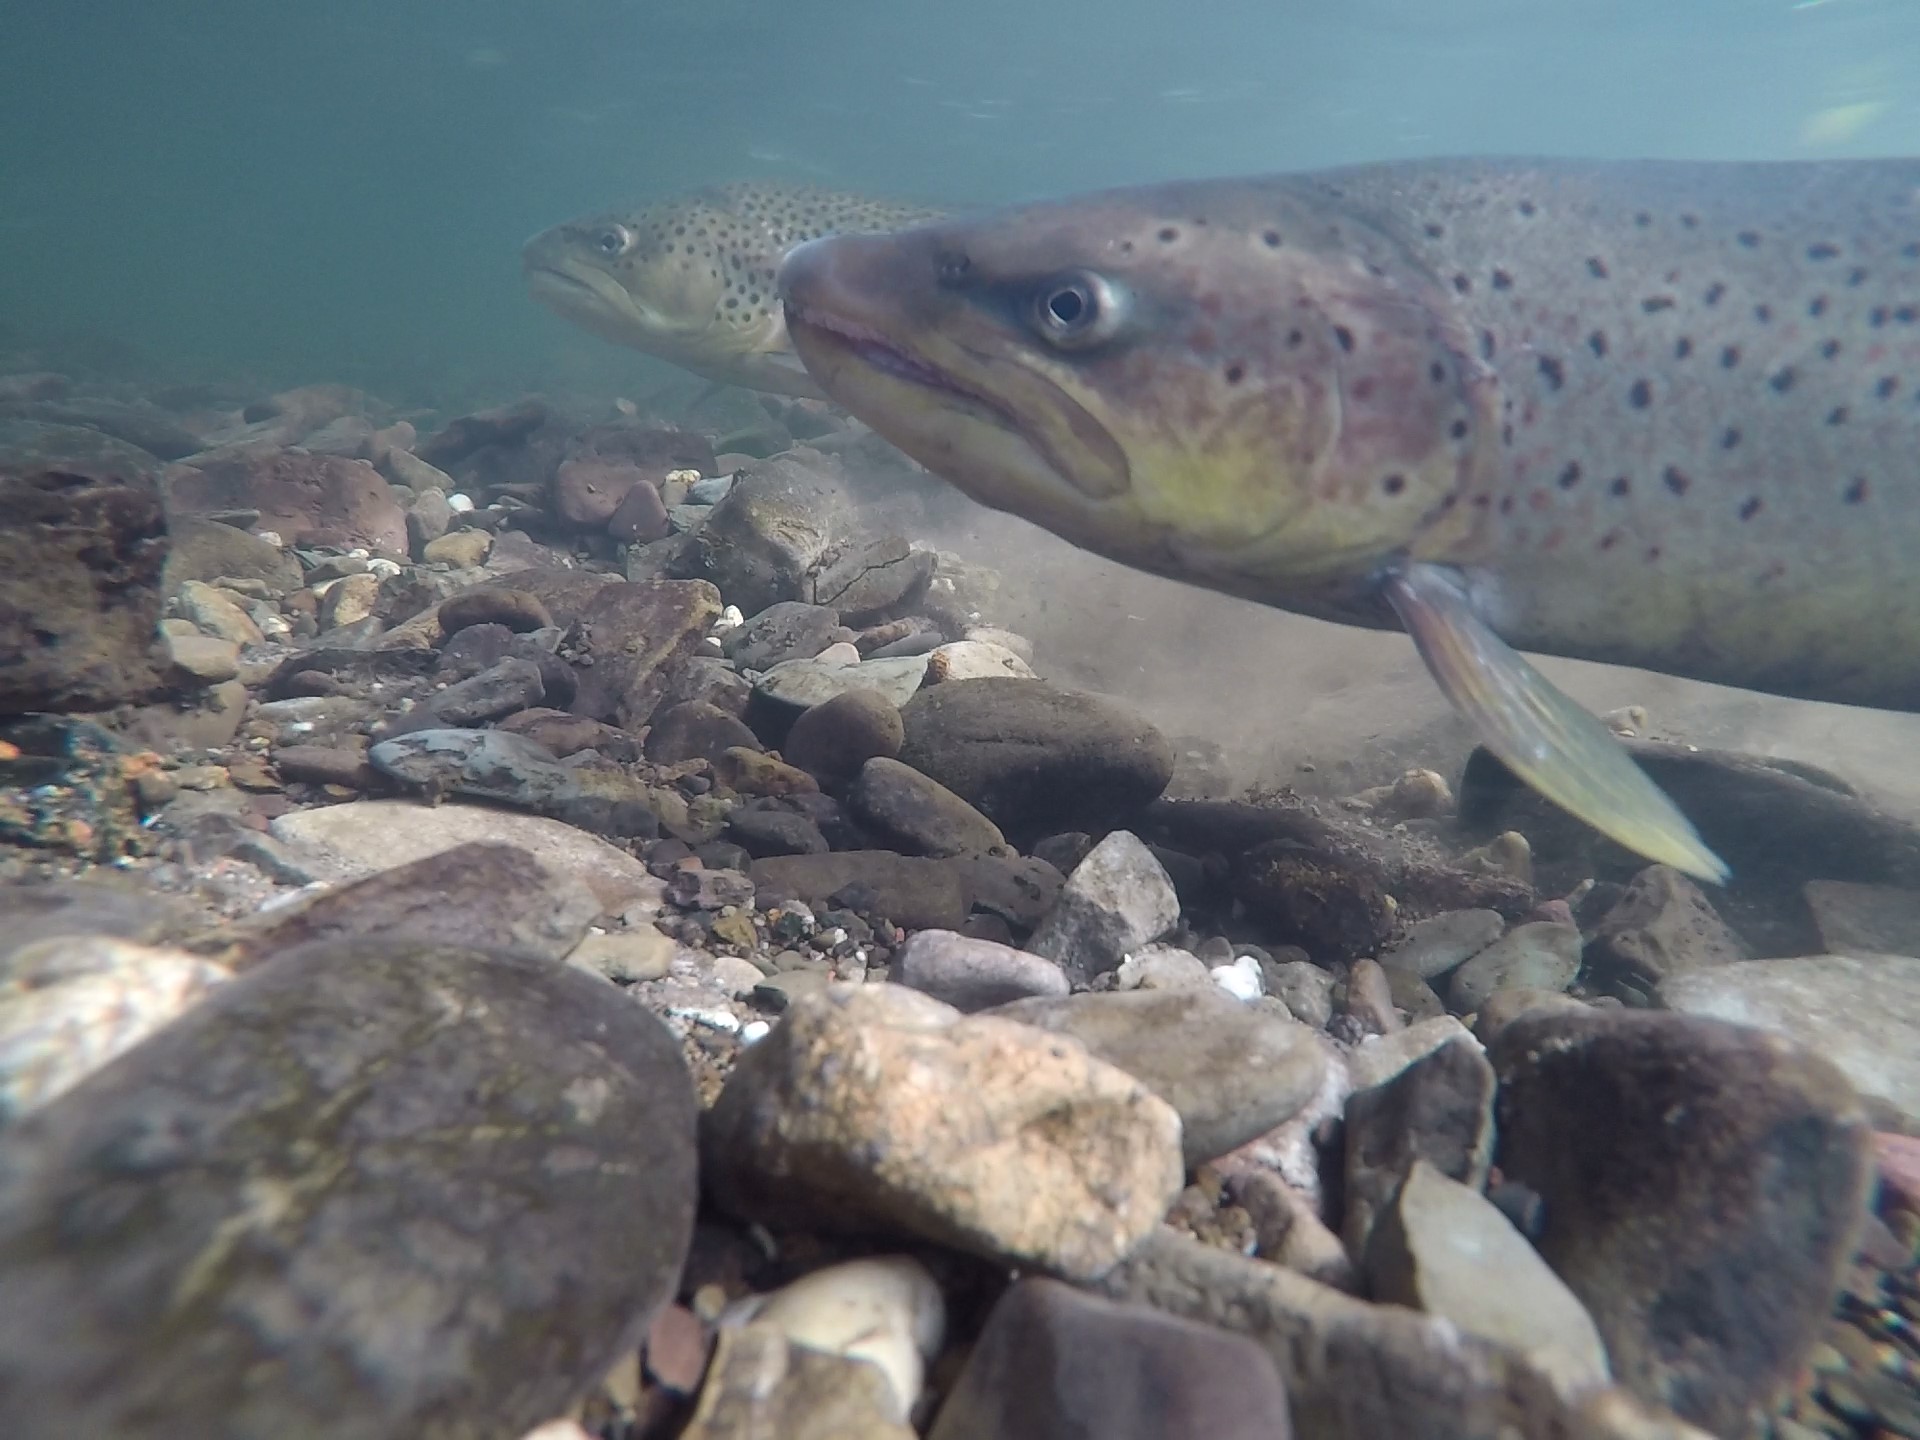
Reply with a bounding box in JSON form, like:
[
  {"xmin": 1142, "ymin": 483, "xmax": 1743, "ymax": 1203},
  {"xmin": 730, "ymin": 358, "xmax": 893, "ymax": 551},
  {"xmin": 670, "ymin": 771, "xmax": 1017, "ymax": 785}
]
[{"xmin": 1385, "ymin": 563, "xmax": 1729, "ymax": 883}]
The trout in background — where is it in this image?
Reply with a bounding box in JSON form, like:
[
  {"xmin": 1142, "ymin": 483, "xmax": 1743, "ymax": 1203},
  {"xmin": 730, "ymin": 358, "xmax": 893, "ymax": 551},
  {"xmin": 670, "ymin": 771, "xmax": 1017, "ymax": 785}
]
[
  {"xmin": 522, "ymin": 181, "xmax": 947, "ymax": 398},
  {"xmin": 778, "ymin": 157, "xmax": 1920, "ymax": 881}
]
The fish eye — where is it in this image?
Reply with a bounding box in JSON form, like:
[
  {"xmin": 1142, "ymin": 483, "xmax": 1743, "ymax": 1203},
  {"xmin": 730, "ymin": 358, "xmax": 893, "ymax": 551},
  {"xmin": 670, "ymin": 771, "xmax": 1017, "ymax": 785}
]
[
  {"xmin": 593, "ymin": 225, "xmax": 635, "ymax": 258},
  {"xmin": 1031, "ymin": 271, "xmax": 1122, "ymax": 347}
]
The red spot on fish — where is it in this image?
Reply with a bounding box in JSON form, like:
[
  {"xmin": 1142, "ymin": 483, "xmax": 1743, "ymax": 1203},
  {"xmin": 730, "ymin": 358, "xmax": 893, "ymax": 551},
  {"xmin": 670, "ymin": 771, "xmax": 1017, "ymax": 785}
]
[
  {"xmin": 1198, "ymin": 292, "xmax": 1223, "ymax": 317},
  {"xmin": 1542, "ymin": 528, "xmax": 1564, "ymax": 551},
  {"xmin": 1528, "ymin": 489, "xmax": 1550, "ymax": 512},
  {"xmin": 1186, "ymin": 326, "xmax": 1216, "ymax": 352}
]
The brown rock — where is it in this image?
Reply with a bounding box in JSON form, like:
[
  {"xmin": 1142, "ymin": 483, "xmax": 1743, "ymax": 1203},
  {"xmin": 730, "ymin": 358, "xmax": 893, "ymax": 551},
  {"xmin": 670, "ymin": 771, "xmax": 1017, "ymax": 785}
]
[
  {"xmin": 750, "ymin": 852, "xmax": 974, "ymax": 931},
  {"xmin": 1584, "ymin": 865, "xmax": 1747, "ymax": 1003},
  {"xmin": 782, "ymin": 688, "xmax": 905, "ymax": 783},
  {"xmin": 437, "ymin": 586, "xmax": 552, "ymax": 635},
  {"xmin": 678, "ymin": 1324, "xmax": 911, "ymax": 1440},
  {"xmin": 415, "ymin": 398, "xmax": 549, "ymax": 467},
  {"xmin": 0, "ymin": 462, "xmax": 170, "ymax": 715},
  {"xmin": 645, "ymin": 702, "xmax": 762, "ymax": 767},
  {"xmin": 161, "ymin": 516, "xmax": 301, "ymax": 593},
  {"xmin": 554, "ymin": 457, "xmax": 651, "ymax": 529},
  {"xmin": 845, "ymin": 756, "xmax": 1007, "ymax": 858},
  {"xmin": 166, "ymin": 450, "xmax": 407, "ymax": 554},
  {"xmin": 606, "ymin": 477, "xmax": 670, "ymax": 542},
  {"xmin": 570, "ymin": 579, "xmax": 722, "ymax": 730},
  {"xmin": 715, "ymin": 747, "xmax": 818, "ymax": 798},
  {"xmin": 702, "ymin": 984, "xmax": 1184, "ymax": 1280}
]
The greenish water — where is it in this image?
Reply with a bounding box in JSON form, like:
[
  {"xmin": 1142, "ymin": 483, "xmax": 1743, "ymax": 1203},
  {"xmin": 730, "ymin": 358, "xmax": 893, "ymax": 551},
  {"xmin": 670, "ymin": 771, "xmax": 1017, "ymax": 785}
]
[{"xmin": 3, "ymin": 0, "xmax": 1917, "ymax": 400}]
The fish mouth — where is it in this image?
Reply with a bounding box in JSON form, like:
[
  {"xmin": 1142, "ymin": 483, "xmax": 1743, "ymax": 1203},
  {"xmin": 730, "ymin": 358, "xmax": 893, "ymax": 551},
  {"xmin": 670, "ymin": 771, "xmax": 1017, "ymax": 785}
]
[{"xmin": 783, "ymin": 302, "xmax": 1023, "ymax": 434}]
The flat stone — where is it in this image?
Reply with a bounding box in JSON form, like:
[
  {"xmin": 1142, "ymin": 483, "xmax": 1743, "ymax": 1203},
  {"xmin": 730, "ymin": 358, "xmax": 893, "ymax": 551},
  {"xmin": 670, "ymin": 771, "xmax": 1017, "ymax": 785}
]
[
  {"xmin": 1234, "ymin": 844, "xmax": 1395, "ymax": 963},
  {"xmin": 270, "ymin": 799, "xmax": 660, "ymax": 912},
  {"xmin": 927, "ymin": 1276, "xmax": 1294, "ymax": 1440},
  {"xmin": 1448, "ymin": 922, "xmax": 1581, "ymax": 1014},
  {"xmin": 0, "ymin": 939, "xmax": 698, "ymax": 1440},
  {"xmin": 568, "ymin": 929, "xmax": 675, "ymax": 983},
  {"xmin": 892, "ymin": 929, "xmax": 1070, "ymax": 1011},
  {"xmin": 195, "ymin": 840, "xmax": 601, "ymax": 969},
  {"xmin": 1346, "ymin": 1015, "xmax": 1477, "ymax": 1092},
  {"xmin": 1366, "ymin": 1161, "xmax": 1610, "ymax": 1393},
  {"xmin": 1380, "ymin": 910, "xmax": 1504, "ymax": 981},
  {"xmin": 1342, "ymin": 1032, "xmax": 1497, "ymax": 1257},
  {"xmin": 756, "ymin": 653, "xmax": 930, "ymax": 713},
  {"xmin": 749, "ymin": 852, "xmax": 974, "ymax": 931},
  {"xmin": 808, "ymin": 533, "xmax": 935, "ymax": 627},
  {"xmin": 437, "ymin": 585, "xmax": 551, "ymax": 635},
  {"xmin": 925, "ymin": 639, "xmax": 1037, "ymax": 682},
  {"xmin": 1267, "ymin": 960, "xmax": 1336, "ymax": 1029},
  {"xmin": 162, "ymin": 516, "xmax": 301, "ymax": 593},
  {"xmin": 1490, "ymin": 1007, "xmax": 1875, "ymax": 1435},
  {"xmin": 571, "ymin": 578, "xmax": 723, "ymax": 730},
  {"xmin": 163, "ymin": 631, "xmax": 239, "ymax": 684},
  {"xmin": 168, "ymin": 449, "xmax": 407, "ymax": 554},
  {"xmin": 1026, "ymin": 829, "xmax": 1180, "ymax": 985},
  {"xmin": 991, "ymin": 987, "xmax": 1329, "ymax": 1168},
  {"xmin": 702, "ymin": 983, "xmax": 1183, "ymax": 1281},
  {"xmin": 723, "ymin": 601, "xmax": 845, "ymax": 671},
  {"xmin": 1659, "ymin": 953, "xmax": 1920, "ymax": 1132}
]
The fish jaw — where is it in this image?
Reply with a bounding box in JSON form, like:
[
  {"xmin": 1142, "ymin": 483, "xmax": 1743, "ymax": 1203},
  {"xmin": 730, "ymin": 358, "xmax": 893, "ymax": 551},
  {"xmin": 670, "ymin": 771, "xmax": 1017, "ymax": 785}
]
[{"xmin": 779, "ymin": 192, "xmax": 1500, "ymax": 601}]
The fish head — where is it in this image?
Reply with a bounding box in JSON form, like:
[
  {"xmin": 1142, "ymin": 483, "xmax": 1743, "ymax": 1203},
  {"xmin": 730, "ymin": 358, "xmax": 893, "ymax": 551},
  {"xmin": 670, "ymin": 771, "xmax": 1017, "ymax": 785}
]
[
  {"xmin": 522, "ymin": 192, "xmax": 808, "ymax": 393},
  {"xmin": 779, "ymin": 182, "xmax": 1497, "ymax": 596}
]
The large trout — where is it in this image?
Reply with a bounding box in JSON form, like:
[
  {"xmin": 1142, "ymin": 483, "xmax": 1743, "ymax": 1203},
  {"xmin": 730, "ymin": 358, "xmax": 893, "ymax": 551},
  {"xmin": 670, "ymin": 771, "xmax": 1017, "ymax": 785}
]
[
  {"xmin": 522, "ymin": 181, "xmax": 947, "ymax": 398},
  {"xmin": 776, "ymin": 158, "xmax": 1920, "ymax": 881}
]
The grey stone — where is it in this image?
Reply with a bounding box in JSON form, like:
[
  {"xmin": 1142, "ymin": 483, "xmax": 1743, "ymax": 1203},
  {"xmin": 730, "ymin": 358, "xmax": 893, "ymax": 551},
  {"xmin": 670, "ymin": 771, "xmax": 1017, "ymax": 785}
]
[
  {"xmin": 1380, "ymin": 909, "xmax": 1504, "ymax": 981},
  {"xmin": 684, "ymin": 451, "xmax": 851, "ymax": 615},
  {"xmin": 1584, "ymin": 866, "xmax": 1747, "ymax": 1002},
  {"xmin": 646, "ymin": 701, "xmax": 763, "ymax": 767},
  {"xmin": 1659, "ymin": 952, "xmax": 1920, "ymax": 1131},
  {"xmin": 571, "ymin": 578, "xmax": 723, "ymax": 730},
  {"xmin": 727, "ymin": 807, "xmax": 830, "ymax": 858},
  {"xmin": 162, "ymin": 515, "xmax": 301, "ymax": 593},
  {"xmin": 1345, "ymin": 1016, "xmax": 1476, "ymax": 1092},
  {"xmin": 846, "ymin": 757, "xmax": 1007, "ymax": 858},
  {"xmin": 899, "ymin": 678, "xmax": 1174, "ymax": 842},
  {"xmin": 893, "ymin": 930, "xmax": 1070, "ymax": 1011},
  {"xmin": 1026, "ymin": 830, "xmax": 1180, "ymax": 985},
  {"xmin": 1804, "ymin": 879, "xmax": 1920, "ymax": 958},
  {"xmin": 1490, "ymin": 1008, "xmax": 1874, "ymax": 1435},
  {"xmin": 1267, "ymin": 960, "xmax": 1336, "ymax": 1029},
  {"xmin": 1366, "ymin": 1162, "xmax": 1610, "ymax": 1392},
  {"xmin": 808, "ymin": 533, "xmax": 935, "ymax": 627},
  {"xmin": 991, "ymin": 987, "xmax": 1330, "ymax": 1168},
  {"xmin": 750, "ymin": 852, "xmax": 974, "ymax": 932},
  {"xmin": 1448, "ymin": 922, "xmax": 1581, "ymax": 1013},
  {"xmin": 927, "ymin": 1277, "xmax": 1294, "ymax": 1440},
  {"xmin": 757, "ymin": 653, "xmax": 929, "ymax": 713},
  {"xmin": 1097, "ymin": 1229, "xmax": 1715, "ymax": 1440},
  {"xmin": 1342, "ymin": 1033, "xmax": 1498, "ymax": 1258},
  {"xmin": 679, "ymin": 1323, "xmax": 913, "ymax": 1440},
  {"xmin": 0, "ymin": 939, "xmax": 698, "ymax": 1440},
  {"xmin": 421, "ymin": 655, "xmax": 546, "ymax": 726},
  {"xmin": 723, "ymin": 601, "xmax": 845, "ymax": 671}
]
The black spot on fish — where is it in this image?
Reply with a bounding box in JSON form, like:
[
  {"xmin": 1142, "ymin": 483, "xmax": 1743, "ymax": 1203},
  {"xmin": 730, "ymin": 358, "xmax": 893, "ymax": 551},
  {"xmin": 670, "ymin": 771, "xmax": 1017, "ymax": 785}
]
[
  {"xmin": 1704, "ymin": 282, "xmax": 1726, "ymax": 306},
  {"xmin": 1871, "ymin": 307, "xmax": 1890, "ymax": 327},
  {"xmin": 1737, "ymin": 230, "xmax": 1761, "ymax": 248},
  {"xmin": 1610, "ymin": 476, "xmax": 1631, "ymax": 496},
  {"xmin": 1225, "ymin": 363, "xmax": 1245, "ymax": 385},
  {"xmin": 1518, "ymin": 200, "xmax": 1537, "ymax": 217},
  {"xmin": 1675, "ymin": 338, "xmax": 1693, "ymax": 359},
  {"xmin": 1634, "ymin": 211, "xmax": 1652, "ymax": 228},
  {"xmin": 1423, "ymin": 223, "xmax": 1443, "ymax": 239},
  {"xmin": 1642, "ymin": 296, "xmax": 1675, "ymax": 314},
  {"xmin": 1452, "ymin": 273, "xmax": 1472, "ymax": 294},
  {"xmin": 1647, "ymin": 545, "xmax": 1663, "ymax": 561},
  {"xmin": 1769, "ymin": 367, "xmax": 1797, "ymax": 393},
  {"xmin": 1262, "ymin": 229, "xmax": 1283, "ymax": 248},
  {"xmin": 1480, "ymin": 330, "xmax": 1497, "ymax": 361},
  {"xmin": 1586, "ymin": 257, "xmax": 1609, "ymax": 279},
  {"xmin": 1537, "ymin": 356, "xmax": 1564, "ymax": 390},
  {"xmin": 1899, "ymin": 306, "xmax": 1920, "ymax": 324},
  {"xmin": 1846, "ymin": 477, "xmax": 1870, "ymax": 503},
  {"xmin": 1429, "ymin": 361, "xmax": 1447, "ymax": 384},
  {"xmin": 1382, "ymin": 474, "xmax": 1407, "ymax": 495},
  {"xmin": 1501, "ymin": 422, "xmax": 1514, "ymax": 446},
  {"xmin": 1333, "ymin": 326, "xmax": 1354, "ymax": 352},
  {"xmin": 1450, "ymin": 418, "xmax": 1470, "ymax": 440},
  {"xmin": 1158, "ymin": 226, "xmax": 1179, "ymax": 243},
  {"xmin": 1848, "ymin": 267, "xmax": 1869, "ymax": 287},
  {"xmin": 1628, "ymin": 379, "xmax": 1651, "ymax": 408},
  {"xmin": 1663, "ymin": 465, "xmax": 1690, "ymax": 495},
  {"xmin": 1806, "ymin": 242, "xmax": 1840, "ymax": 261},
  {"xmin": 1588, "ymin": 331, "xmax": 1609, "ymax": 358},
  {"xmin": 1828, "ymin": 405, "xmax": 1850, "ymax": 425},
  {"xmin": 1754, "ymin": 304, "xmax": 1773, "ymax": 324},
  {"xmin": 1492, "ymin": 268, "xmax": 1514, "ymax": 290},
  {"xmin": 1721, "ymin": 427, "xmax": 1741, "ymax": 449},
  {"xmin": 1681, "ymin": 214, "xmax": 1700, "ymax": 229},
  {"xmin": 1903, "ymin": 243, "xmax": 1920, "ymax": 259},
  {"xmin": 1721, "ymin": 345, "xmax": 1742, "ymax": 369},
  {"xmin": 1810, "ymin": 296, "xmax": 1829, "ymax": 317},
  {"xmin": 1558, "ymin": 462, "xmax": 1582, "ymax": 489},
  {"xmin": 1287, "ymin": 329, "xmax": 1304, "ymax": 347},
  {"xmin": 1878, "ymin": 376, "xmax": 1899, "ymax": 399},
  {"xmin": 1499, "ymin": 495, "xmax": 1516, "ymax": 514},
  {"xmin": 1740, "ymin": 497, "xmax": 1763, "ymax": 521},
  {"xmin": 1601, "ymin": 532, "xmax": 1621, "ymax": 551}
]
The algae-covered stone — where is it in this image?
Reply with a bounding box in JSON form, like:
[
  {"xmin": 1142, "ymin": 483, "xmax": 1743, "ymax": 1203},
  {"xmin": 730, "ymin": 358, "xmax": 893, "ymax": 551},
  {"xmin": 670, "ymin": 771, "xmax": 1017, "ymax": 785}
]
[{"xmin": 0, "ymin": 939, "xmax": 699, "ymax": 1439}]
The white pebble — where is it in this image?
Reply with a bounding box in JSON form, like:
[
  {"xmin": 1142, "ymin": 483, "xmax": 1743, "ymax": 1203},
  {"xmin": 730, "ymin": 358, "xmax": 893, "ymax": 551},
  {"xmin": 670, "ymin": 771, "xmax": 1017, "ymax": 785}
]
[
  {"xmin": 740, "ymin": 1019, "xmax": 771, "ymax": 1045},
  {"xmin": 667, "ymin": 1005, "xmax": 742, "ymax": 1034},
  {"xmin": 446, "ymin": 492, "xmax": 475, "ymax": 513},
  {"xmin": 256, "ymin": 530, "xmax": 284, "ymax": 547},
  {"xmin": 714, "ymin": 604, "xmax": 745, "ymax": 632},
  {"xmin": 1210, "ymin": 955, "xmax": 1264, "ymax": 1001},
  {"xmin": 367, "ymin": 557, "xmax": 401, "ymax": 578},
  {"xmin": 347, "ymin": 547, "xmax": 370, "ymax": 559}
]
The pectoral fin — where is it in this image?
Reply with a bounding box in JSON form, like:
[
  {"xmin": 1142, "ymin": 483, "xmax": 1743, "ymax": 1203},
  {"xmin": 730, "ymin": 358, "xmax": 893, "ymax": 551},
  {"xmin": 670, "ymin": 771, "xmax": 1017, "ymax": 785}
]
[{"xmin": 1384, "ymin": 563, "xmax": 1729, "ymax": 883}]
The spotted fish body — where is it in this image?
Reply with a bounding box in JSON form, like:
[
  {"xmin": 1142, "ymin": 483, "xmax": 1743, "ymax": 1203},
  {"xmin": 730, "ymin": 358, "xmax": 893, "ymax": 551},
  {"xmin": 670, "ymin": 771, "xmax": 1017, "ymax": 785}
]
[
  {"xmin": 777, "ymin": 157, "xmax": 1920, "ymax": 876},
  {"xmin": 522, "ymin": 181, "xmax": 948, "ymax": 397}
]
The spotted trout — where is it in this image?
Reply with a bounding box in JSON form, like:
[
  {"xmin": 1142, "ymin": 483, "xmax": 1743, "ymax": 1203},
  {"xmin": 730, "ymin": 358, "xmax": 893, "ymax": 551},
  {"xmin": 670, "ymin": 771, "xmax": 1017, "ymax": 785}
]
[
  {"xmin": 778, "ymin": 157, "xmax": 1920, "ymax": 881},
  {"xmin": 522, "ymin": 181, "xmax": 948, "ymax": 398}
]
